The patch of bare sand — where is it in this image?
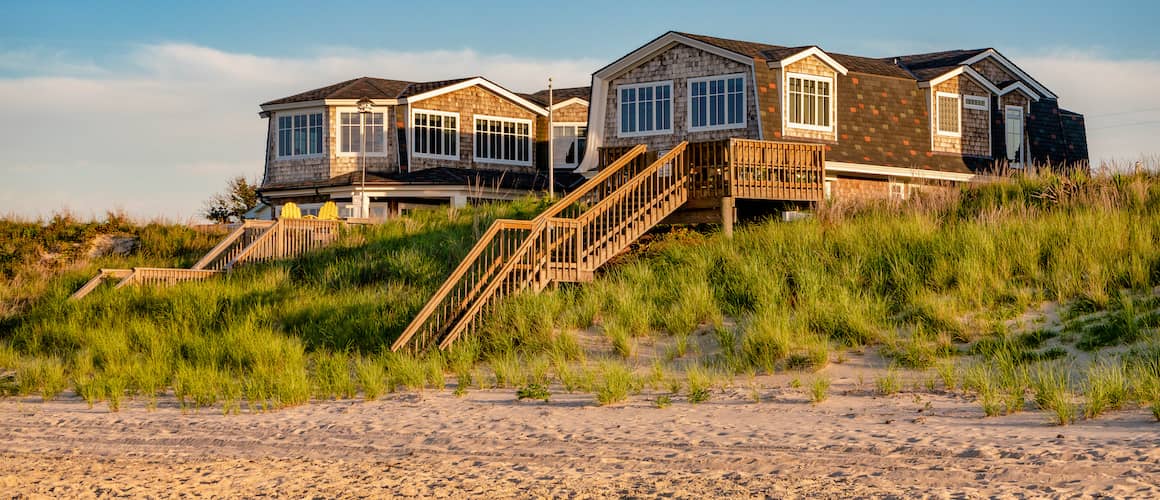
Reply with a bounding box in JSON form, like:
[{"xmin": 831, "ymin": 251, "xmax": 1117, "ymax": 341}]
[{"xmin": 1, "ymin": 375, "xmax": 1157, "ymax": 499}]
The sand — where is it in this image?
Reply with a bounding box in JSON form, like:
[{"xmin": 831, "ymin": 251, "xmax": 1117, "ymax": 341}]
[{"xmin": 1, "ymin": 376, "xmax": 1158, "ymax": 499}]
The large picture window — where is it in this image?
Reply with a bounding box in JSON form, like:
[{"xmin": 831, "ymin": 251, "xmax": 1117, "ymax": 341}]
[
  {"xmin": 618, "ymin": 81, "xmax": 672, "ymax": 136},
  {"xmin": 338, "ymin": 110, "xmax": 385, "ymax": 155},
  {"xmin": 936, "ymin": 92, "xmax": 961, "ymax": 136},
  {"xmin": 277, "ymin": 111, "xmax": 323, "ymax": 157},
  {"xmin": 412, "ymin": 110, "xmax": 458, "ymax": 159},
  {"xmin": 786, "ymin": 74, "xmax": 832, "ymax": 131},
  {"xmin": 689, "ymin": 74, "xmax": 746, "ymax": 131},
  {"xmin": 474, "ymin": 116, "xmax": 532, "ymax": 166}
]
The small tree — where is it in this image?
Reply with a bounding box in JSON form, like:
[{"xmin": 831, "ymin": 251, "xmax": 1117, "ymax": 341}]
[{"xmin": 203, "ymin": 176, "xmax": 259, "ymax": 224}]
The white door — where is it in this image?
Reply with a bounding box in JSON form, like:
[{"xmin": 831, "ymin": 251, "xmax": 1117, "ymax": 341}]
[{"xmin": 1005, "ymin": 106, "xmax": 1024, "ymax": 167}]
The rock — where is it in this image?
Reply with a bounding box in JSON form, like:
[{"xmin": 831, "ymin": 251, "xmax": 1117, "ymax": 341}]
[{"xmin": 87, "ymin": 235, "xmax": 138, "ymax": 258}]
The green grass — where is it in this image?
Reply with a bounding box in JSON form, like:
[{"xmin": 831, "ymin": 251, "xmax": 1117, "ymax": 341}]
[
  {"xmin": 810, "ymin": 377, "xmax": 831, "ymax": 404},
  {"xmin": 3, "ymin": 172, "xmax": 1160, "ymax": 420}
]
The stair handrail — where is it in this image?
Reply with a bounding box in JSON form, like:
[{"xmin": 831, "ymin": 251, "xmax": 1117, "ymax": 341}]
[
  {"xmin": 437, "ymin": 142, "xmax": 691, "ymax": 350},
  {"xmin": 191, "ymin": 220, "xmax": 274, "ymax": 270},
  {"xmin": 391, "ymin": 145, "xmax": 649, "ymax": 352}
]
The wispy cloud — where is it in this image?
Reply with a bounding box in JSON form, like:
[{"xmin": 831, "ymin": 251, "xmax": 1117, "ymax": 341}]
[
  {"xmin": 0, "ymin": 44, "xmax": 600, "ymax": 220},
  {"xmin": 0, "ymin": 42, "xmax": 1156, "ymax": 220}
]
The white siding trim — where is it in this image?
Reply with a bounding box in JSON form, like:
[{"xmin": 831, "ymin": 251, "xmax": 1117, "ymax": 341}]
[
  {"xmin": 769, "ymin": 47, "xmax": 850, "ymax": 75},
  {"xmin": 826, "ymin": 161, "xmax": 982, "ymax": 182},
  {"xmin": 961, "ymin": 50, "xmax": 1057, "ymax": 100},
  {"xmin": 405, "ymin": 77, "xmax": 549, "ymax": 116}
]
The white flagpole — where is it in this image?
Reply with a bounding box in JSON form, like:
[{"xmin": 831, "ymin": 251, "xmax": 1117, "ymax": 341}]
[{"xmin": 548, "ymin": 77, "xmax": 554, "ymax": 200}]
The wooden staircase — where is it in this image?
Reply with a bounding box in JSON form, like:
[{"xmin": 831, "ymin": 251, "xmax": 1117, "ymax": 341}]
[
  {"xmin": 69, "ymin": 218, "xmax": 343, "ymax": 300},
  {"xmin": 392, "ymin": 138, "xmax": 826, "ymax": 353},
  {"xmin": 392, "ymin": 142, "xmax": 697, "ymax": 352}
]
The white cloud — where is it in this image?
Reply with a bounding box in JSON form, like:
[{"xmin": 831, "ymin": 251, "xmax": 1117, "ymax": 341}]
[
  {"xmin": 1015, "ymin": 51, "xmax": 1160, "ymax": 168},
  {"xmin": 1, "ymin": 42, "xmax": 1156, "ymax": 221},
  {"xmin": 0, "ymin": 44, "xmax": 600, "ymax": 221}
]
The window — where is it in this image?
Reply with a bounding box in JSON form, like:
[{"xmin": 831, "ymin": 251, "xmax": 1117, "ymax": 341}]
[
  {"xmin": 889, "ymin": 180, "xmax": 908, "ymax": 201},
  {"xmin": 338, "ymin": 110, "xmax": 385, "ymax": 155},
  {"xmin": 552, "ymin": 123, "xmax": 587, "ymax": 167},
  {"xmin": 474, "ymin": 116, "xmax": 532, "ymax": 165},
  {"xmin": 412, "ymin": 110, "xmax": 458, "ymax": 159},
  {"xmin": 689, "ymin": 74, "xmax": 746, "ymax": 131},
  {"xmin": 963, "ymin": 95, "xmax": 989, "ymax": 111},
  {"xmin": 787, "ymin": 73, "xmax": 832, "ymax": 131},
  {"xmin": 936, "ymin": 92, "xmax": 961, "ymax": 136},
  {"xmin": 618, "ymin": 81, "xmax": 672, "ymax": 136},
  {"xmin": 1005, "ymin": 105, "xmax": 1024, "ymax": 165},
  {"xmin": 277, "ymin": 111, "xmax": 323, "ymax": 157}
]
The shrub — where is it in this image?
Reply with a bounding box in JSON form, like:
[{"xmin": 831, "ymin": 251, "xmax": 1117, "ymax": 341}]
[
  {"xmin": 810, "ymin": 377, "xmax": 831, "ymax": 404},
  {"xmin": 516, "ymin": 383, "xmax": 551, "ymax": 402},
  {"xmin": 1083, "ymin": 361, "xmax": 1129, "ymax": 419},
  {"xmin": 595, "ymin": 362, "xmax": 635, "ymax": 406}
]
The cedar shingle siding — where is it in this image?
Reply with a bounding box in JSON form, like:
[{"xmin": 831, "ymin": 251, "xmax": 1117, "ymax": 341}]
[{"xmin": 597, "ymin": 32, "xmax": 1087, "ymax": 179}]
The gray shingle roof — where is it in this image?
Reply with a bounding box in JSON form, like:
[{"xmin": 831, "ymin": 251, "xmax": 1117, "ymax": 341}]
[
  {"xmin": 261, "ymin": 76, "xmax": 474, "ymax": 106},
  {"xmin": 522, "ymin": 86, "xmax": 591, "ymax": 106}
]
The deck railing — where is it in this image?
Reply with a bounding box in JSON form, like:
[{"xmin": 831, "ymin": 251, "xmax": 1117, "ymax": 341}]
[
  {"xmin": 599, "ymin": 138, "xmax": 826, "ymax": 203},
  {"xmin": 393, "ymin": 143, "xmax": 700, "ymax": 352}
]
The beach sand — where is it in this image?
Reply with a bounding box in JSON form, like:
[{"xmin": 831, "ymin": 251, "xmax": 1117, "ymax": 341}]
[{"xmin": 1, "ymin": 375, "xmax": 1157, "ymax": 499}]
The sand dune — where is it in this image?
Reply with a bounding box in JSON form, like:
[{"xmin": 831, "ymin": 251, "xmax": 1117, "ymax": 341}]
[{"xmin": 1, "ymin": 382, "xmax": 1157, "ymax": 498}]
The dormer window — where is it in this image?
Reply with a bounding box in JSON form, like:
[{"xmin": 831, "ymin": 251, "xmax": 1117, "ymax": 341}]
[{"xmin": 786, "ymin": 73, "xmax": 833, "ymax": 131}]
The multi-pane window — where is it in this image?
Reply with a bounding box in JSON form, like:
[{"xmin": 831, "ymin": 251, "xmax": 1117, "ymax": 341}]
[
  {"xmin": 474, "ymin": 116, "xmax": 532, "ymax": 165},
  {"xmin": 412, "ymin": 110, "xmax": 458, "ymax": 158},
  {"xmin": 618, "ymin": 81, "xmax": 672, "ymax": 136},
  {"xmin": 552, "ymin": 124, "xmax": 587, "ymax": 167},
  {"xmin": 277, "ymin": 111, "xmax": 323, "ymax": 157},
  {"xmin": 338, "ymin": 111, "xmax": 385, "ymax": 154},
  {"xmin": 689, "ymin": 74, "xmax": 745, "ymax": 130},
  {"xmin": 787, "ymin": 74, "xmax": 832, "ymax": 130},
  {"xmin": 936, "ymin": 93, "xmax": 961, "ymax": 136},
  {"xmin": 963, "ymin": 95, "xmax": 989, "ymax": 111}
]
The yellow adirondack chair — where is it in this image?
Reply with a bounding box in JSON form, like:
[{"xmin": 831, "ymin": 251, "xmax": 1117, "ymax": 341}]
[
  {"xmin": 280, "ymin": 202, "xmax": 301, "ymax": 219},
  {"xmin": 318, "ymin": 201, "xmax": 339, "ymax": 220}
]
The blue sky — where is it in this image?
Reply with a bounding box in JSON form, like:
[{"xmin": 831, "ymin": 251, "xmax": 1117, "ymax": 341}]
[{"xmin": 2, "ymin": 0, "xmax": 1158, "ymax": 220}]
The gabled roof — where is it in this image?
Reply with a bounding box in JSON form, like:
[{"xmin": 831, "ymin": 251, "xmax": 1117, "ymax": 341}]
[
  {"xmin": 261, "ymin": 76, "xmax": 548, "ymax": 116},
  {"xmin": 677, "ymin": 32, "xmax": 908, "ymax": 79},
  {"xmin": 890, "ymin": 49, "xmax": 990, "ymax": 80},
  {"xmin": 522, "ymin": 86, "xmax": 591, "ymax": 106},
  {"xmin": 261, "ymin": 77, "xmax": 416, "ymax": 106}
]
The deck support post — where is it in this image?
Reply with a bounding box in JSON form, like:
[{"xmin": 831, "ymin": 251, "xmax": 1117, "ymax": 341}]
[{"xmin": 721, "ymin": 196, "xmax": 735, "ymax": 238}]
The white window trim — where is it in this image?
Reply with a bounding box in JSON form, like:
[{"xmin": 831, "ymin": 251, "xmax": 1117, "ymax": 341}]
[
  {"xmin": 471, "ymin": 114, "xmax": 534, "ymax": 167},
  {"xmin": 551, "ymin": 121, "xmax": 588, "ymax": 168},
  {"xmin": 686, "ymin": 73, "xmax": 748, "ymax": 132},
  {"xmin": 784, "ymin": 72, "xmax": 835, "ymax": 133},
  {"xmin": 889, "ymin": 179, "xmax": 909, "ymax": 200},
  {"xmin": 616, "ymin": 80, "xmax": 674, "ymax": 138},
  {"xmin": 1004, "ymin": 105, "xmax": 1025, "ymax": 167},
  {"xmin": 963, "ymin": 94, "xmax": 989, "ymax": 111},
  {"xmin": 275, "ymin": 108, "xmax": 326, "ymax": 159},
  {"xmin": 935, "ymin": 92, "xmax": 962, "ymax": 138},
  {"xmin": 410, "ymin": 108, "xmax": 460, "ymax": 161},
  {"xmin": 335, "ymin": 107, "xmax": 388, "ymax": 158}
]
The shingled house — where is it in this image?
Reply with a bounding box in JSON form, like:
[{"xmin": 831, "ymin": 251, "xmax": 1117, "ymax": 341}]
[
  {"xmin": 578, "ymin": 31, "xmax": 1088, "ymax": 201},
  {"xmin": 253, "ymin": 76, "xmax": 586, "ymax": 219}
]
